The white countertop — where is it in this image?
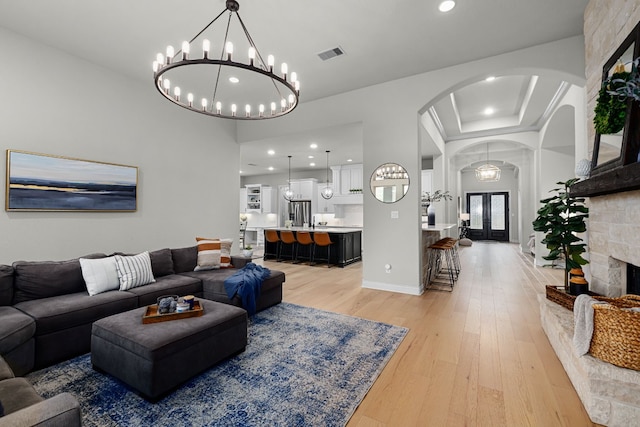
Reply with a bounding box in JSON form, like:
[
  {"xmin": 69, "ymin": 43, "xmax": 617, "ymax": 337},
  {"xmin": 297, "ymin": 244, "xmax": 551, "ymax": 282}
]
[
  {"xmin": 265, "ymin": 226, "xmax": 363, "ymax": 233},
  {"xmin": 421, "ymin": 223, "xmax": 457, "ymax": 231}
]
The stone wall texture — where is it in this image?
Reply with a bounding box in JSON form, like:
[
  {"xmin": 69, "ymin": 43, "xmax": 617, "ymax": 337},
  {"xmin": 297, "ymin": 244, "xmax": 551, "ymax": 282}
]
[{"xmin": 585, "ymin": 0, "xmax": 640, "ymax": 297}]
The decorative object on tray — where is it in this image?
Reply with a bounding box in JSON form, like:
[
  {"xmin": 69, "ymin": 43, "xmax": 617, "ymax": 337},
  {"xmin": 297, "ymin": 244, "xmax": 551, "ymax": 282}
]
[
  {"xmin": 157, "ymin": 295, "xmax": 179, "ymax": 314},
  {"xmin": 143, "ymin": 297, "xmax": 203, "ymax": 324},
  {"xmin": 589, "ymin": 294, "xmax": 640, "ymax": 370},
  {"xmin": 533, "ymin": 179, "xmax": 589, "ymax": 294}
]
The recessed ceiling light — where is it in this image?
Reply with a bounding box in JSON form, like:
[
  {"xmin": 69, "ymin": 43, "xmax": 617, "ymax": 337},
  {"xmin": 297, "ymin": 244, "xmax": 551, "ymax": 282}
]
[
  {"xmin": 239, "ymin": 170, "xmax": 243, "ymax": 174},
  {"xmin": 484, "ymin": 107, "xmax": 495, "ymax": 115},
  {"xmin": 347, "ymin": 159, "xmax": 353, "ymax": 162},
  {"xmin": 229, "ymin": 76, "xmax": 239, "ymax": 83},
  {"xmin": 310, "ymin": 162, "xmax": 316, "ymax": 167},
  {"xmin": 438, "ymin": 1, "xmax": 456, "ymax": 13},
  {"xmin": 267, "ymin": 149, "xmax": 275, "ymax": 155},
  {"xmin": 268, "ymin": 166, "xmax": 274, "ymax": 171},
  {"xmin": 310, "ymin": 143, "xmax": 318, "ymax": 149},
  {"xmin": 308, "ymin": 155, "xmax": 314, "ymax": 159},
  {"xmin": 485, "ymin": 76, "xmax": 496, "ymax": 82}
]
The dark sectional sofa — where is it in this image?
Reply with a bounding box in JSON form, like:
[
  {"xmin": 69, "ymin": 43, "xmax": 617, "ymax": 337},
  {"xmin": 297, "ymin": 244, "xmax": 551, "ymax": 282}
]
[{"xmin": 0, "ymin": 246, "xmax": 284, "ymax": 376}]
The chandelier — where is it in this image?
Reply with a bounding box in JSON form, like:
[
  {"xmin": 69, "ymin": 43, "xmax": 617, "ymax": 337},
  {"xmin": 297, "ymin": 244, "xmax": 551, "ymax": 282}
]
[
  {"xmin": 283, "ymin": 156, "xmax": 294, "ymax": 201},
  {"xmin": 375, "ymin": 164, "xmax": 408, "ymax": 180},
  {"xmin": 321, "ymin": 150, "xmax": 334, "ymax": 200},
  {"xmin": 152, "ymin": 0, "xmax": 300, "ymax": 120},
  {"xmin": 475, "ymin": 143, "xmax": 501, "ymax": 182}
]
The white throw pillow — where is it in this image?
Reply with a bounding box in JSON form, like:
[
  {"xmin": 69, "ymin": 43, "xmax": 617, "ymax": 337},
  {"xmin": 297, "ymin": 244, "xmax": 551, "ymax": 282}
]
[
  {"xmin": 79, "ymin": 257, "xmax": 120, "ymax": 296},
  {"xmin": 114, "ymin": 251, "xmax": 156, "ymax": 290}
]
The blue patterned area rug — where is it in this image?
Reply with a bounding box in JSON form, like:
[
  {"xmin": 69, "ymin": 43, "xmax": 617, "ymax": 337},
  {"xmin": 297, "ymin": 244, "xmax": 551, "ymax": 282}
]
[{"xmin": 28, "ymin": 302, "xmax": 408, "ymax": 427}]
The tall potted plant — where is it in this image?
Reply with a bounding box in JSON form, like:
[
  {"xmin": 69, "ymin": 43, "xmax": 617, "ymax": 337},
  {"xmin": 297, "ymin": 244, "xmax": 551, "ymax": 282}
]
[{"xmin": 532, "ymin": 178, "xmax": 589, "ymax": 293}]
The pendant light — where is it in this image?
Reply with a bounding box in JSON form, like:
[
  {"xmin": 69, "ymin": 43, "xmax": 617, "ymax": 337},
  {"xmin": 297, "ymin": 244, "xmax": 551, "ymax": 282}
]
[
  {"xmin": 283, "ymin": 155, "xmax": 294, "ymax": 201},
  {"xmin": 321, "ymin": 150, "xmax": 334, "ymax": 200},
  {"xmin": 475, "ymin": 143, "xmax": 501, "ymax": 182}
]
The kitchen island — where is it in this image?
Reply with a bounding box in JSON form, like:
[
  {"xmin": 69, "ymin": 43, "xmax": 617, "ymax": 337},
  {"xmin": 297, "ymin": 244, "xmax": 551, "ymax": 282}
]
[{"xmin": 264, "ymin": 227, "xmax": 362, "ymax": 267}]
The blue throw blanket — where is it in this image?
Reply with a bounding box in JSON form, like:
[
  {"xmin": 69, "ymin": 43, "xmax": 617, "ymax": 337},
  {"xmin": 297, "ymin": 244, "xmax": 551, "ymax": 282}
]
[{"xmin": 224, "ymin": 263, "xmax": 271, "ymax": 315}]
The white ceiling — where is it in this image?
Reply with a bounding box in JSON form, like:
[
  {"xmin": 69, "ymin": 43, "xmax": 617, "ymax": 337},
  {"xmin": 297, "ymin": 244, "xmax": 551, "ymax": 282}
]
[{"xmin": 0, "ymin": 0, "xmax": 589, "ymax": 176}]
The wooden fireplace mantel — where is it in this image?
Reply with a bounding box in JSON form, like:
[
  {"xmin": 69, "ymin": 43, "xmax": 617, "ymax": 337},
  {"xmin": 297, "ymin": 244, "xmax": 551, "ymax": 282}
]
[{"xmin": 571, "ymin": 162, "xmax": 640, "ymax": 198}]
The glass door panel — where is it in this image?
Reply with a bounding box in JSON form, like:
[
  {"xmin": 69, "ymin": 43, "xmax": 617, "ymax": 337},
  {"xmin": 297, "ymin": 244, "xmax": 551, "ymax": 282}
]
[
  {"xmin": 490, "ymin": 194, "xmax": 506, "ymax": 230},
  {"xmin": 469, "ymin": 195, "xmax": 483, "ymax": 229}
]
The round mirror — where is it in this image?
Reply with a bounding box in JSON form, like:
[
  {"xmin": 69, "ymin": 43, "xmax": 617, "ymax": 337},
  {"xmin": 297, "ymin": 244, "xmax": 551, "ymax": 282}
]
[{"xmin": 370, "ymin": 163, "xmax": 410, "ymax": 203}]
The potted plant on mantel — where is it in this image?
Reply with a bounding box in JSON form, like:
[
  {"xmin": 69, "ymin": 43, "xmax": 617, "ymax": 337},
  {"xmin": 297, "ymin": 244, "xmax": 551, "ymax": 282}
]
[
  {"xmin": 532, "ymin": 178, "xmax": 589, "ymax": 294},
  {"xmin": 421, "ymin": 190, "xmax": 452, "ymax": 226}
]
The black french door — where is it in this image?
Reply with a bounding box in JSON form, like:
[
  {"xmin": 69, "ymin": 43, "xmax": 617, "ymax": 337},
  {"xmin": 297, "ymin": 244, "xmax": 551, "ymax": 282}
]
[{"xmin": 465, "ymin": 192, "xmax": 509, "ymax": 241}]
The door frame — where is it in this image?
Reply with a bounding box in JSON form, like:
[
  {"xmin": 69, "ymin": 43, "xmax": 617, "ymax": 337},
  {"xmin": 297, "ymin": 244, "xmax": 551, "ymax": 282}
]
[{"xmin": 465, "ymin": 191, "xmax": 510, "ymax": 242}]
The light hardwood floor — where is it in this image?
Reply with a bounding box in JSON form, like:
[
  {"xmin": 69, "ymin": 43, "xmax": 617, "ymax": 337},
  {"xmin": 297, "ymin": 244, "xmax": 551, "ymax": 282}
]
[{"xmin": 258, "ymin": 241, "xmax": 598, "ymax": 427}]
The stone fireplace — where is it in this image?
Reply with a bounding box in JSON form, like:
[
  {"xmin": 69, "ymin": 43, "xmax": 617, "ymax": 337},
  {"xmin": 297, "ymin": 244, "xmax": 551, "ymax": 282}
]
[
  {"xmin": 537, "ymin": 2, "xmax": 640, "ymax": 426},
  {"xmin": 586, "ymin": 190, "xmax": 640, "ymax": 297}
]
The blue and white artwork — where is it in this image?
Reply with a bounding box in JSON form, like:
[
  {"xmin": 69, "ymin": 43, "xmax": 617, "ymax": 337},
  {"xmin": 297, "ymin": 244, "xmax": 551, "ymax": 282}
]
[{"xmin": 6, "ymin": 150, "xmax": 137, "ymax": 211}]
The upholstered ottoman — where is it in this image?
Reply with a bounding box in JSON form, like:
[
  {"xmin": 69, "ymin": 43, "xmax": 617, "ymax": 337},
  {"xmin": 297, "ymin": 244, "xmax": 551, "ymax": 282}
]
[{"xmin": 91, "ymin": 299, "xmax": 247, "ymax": 401}]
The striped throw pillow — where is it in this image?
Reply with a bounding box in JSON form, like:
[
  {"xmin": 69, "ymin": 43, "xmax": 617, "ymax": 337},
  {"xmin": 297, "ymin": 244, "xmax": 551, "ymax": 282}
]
[
  {"xmin": 220, "ymin": 238, "xmax": 233, "ymax": 268},
  {"xmin": 195, "ymin": 237, "xmax": 221, "ymax": 271},
  {"xmin": 114, "ymin": 251, "xmax": 156, "ymax": 290}
]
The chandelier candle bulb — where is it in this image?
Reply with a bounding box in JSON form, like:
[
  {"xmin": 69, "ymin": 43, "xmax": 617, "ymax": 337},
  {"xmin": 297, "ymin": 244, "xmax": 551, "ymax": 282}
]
[
  {"xmin": 156, "ymin": 53, "xmax": 164, "ymax": 65},
  {"xmin": 248, "ymin": 47, "xmax": 256, "ymax": 66},
  {"xmin": 201, "ymin": 98, "xmax": 207, "ymax": 111},
  {"xmin": 152, "ymin": 61, "xmax": 159, "ymax": 72},
  {"xmin": 174, "ymin": 87, "xmax": 180, "ymax": 101},
  {"xmin": 268, "ymin": 55, "xmax": 274, "ymax": 72},
  {"xmin": 245, "ymin": 104, "xmax": 251, "ymax": 117},
  {"xmin": 202, "ymin": 39, "xmax": 210, "ymax": 58},
  {"xmin": 259, "ymin": 104, "xmax": 265, "ymax": 117},
  {"xmin": 216, "ymin": 101, "xmax": 222, "ymax": 114},
  {"xmin": 295, "ymin": 80, "xmax": 300, "ymax": 92},
  {"xmin": 226, "ymin": 42, "xmax": 233, "ymax": 60},
  {"xmin": 231, "ymin": 104, "xmax": 237, "ymax": 116},
  {"xmin": 271, "ymin": 102, "xmax": 276, "ymax": 115},
  {"xmin": 187, "ymin": 93, "xmax": 193, "ymax": 107},
  {"xmin": 165, "ymin": 46, "xmax": 174, "ymax": 64},
  {"xmin": 181, "ymin": 41, "xmax": 190, "ymax": 59},
  {"xmin": 281, "ymin": 63, "xmax": 288, "ymax": 80},
  {"xmin": 288, "ymin": 94, "xmax": 294, "ymax": 106},
  {"xmin": 291, "ymin": 72, "xmax": 297, "ymax": 83},
  {"xmin": 163, "ymin": 78, "xmax": 170, "ymax": 93}
]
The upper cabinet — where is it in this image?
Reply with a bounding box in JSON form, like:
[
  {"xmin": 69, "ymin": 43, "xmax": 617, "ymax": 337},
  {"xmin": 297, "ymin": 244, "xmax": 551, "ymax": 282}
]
[
  {"xmin": 330, "ymin": 164, "xmax": 363, "ymax": 205},
  {"xmin": 335, "ymin": 164, "xmax": 363, "ymax": 195},
  {"xmin": 243, "ymin": 184, "xmax": 273, "ymax": 213}
]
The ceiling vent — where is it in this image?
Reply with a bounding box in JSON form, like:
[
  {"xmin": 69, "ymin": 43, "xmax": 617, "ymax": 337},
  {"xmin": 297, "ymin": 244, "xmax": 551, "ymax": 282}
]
[{"xmin": 317, "ymin": 46, "xmax": 345, "ymax": 61}]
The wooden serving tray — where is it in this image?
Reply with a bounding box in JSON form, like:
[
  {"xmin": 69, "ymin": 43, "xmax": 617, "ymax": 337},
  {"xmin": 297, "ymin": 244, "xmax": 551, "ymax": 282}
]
[{"xmin": 142, "ymin": 301, "xmax": 203, "ymax": 324}]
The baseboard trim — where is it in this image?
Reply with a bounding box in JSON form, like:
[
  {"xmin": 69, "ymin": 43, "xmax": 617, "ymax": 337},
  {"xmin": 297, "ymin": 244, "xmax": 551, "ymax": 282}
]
[{"xmin": 362, "ymin": 280, "xmax": 423, "ymax": 295}]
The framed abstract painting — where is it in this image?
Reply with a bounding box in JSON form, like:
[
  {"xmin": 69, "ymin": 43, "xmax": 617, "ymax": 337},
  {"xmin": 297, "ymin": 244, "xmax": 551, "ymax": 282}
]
[{"xmin": 6, "ymin": 150, "xmax": 138, "ymax": 212}]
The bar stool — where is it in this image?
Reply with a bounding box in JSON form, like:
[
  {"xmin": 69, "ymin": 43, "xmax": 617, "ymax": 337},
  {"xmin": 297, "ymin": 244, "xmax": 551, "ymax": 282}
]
[
  {"xmin": 264, "ymin": 229, "xmax": 281, "ymax": 260},
  {"xmin": 279, "ymin": 230, "xmax": 297, "ymax": 262},
  {"xmin": 312, "ymin": 232, "xmax": 333, "ymax": 267},
  {"xmin": 425, "ymin": 238, "xmax": 457, "ymax": 291},
  {"xmin": 295, "ymin": 231, "xmax": 314, "ymax": 263}
]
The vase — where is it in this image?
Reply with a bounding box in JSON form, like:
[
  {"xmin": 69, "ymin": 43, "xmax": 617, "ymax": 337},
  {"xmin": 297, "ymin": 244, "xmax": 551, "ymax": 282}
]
[
  {"xmin": 427, "ymin": 204, "xmax": 436, "ymax": 226},
  {"xmin": 242, "ymin": 249, "xmax": 253, "ymax": 258}
]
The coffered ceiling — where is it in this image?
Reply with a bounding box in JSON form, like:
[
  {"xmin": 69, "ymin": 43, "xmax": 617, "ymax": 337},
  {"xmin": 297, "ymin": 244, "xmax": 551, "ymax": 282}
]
[{"xmin": 0, "ymin": 0, "xmax": 590, "ymax": 176}]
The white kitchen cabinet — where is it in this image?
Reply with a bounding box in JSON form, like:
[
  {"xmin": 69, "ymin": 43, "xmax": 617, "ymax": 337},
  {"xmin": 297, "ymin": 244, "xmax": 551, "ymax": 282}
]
[
  {"xmin": 243, "ymin": 184, "xmax": 273, "ymax": 213},
  {"xmin": 332, "ymin": 164, "xmax": 363, "ymax": 195}
]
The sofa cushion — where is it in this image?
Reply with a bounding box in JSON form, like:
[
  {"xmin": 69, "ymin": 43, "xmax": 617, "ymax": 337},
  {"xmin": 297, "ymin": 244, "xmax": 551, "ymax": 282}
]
[
  {"xmin": 0, "ymin": 306, "xmax": 35, "ymax": 355},
  {"xmin": 0, "ymin": 265, "xmax": 13, "ymax": 306},
  {"xmin": 182, "ymin": 269, "xmax": 285, "ymax": 299},
  {"xmin": 171, "ymin": 246, "xmax": 197, "ymax": 273},
  {"xmin": 195, "ymin": 237, "xmax": 221, "ymax": 271},
  {"xmin": 79, "ymin": 257, "xmax": 120, "ymax": 296},
  {"xmin": 123, "ymin": 274, "xmax": 203, "ymax": 307},
  {"xmin": 149, "ymin": 248, "xmax": 175, "ymax": 278},
  {"xmin": 12, "ymin": 254, "xmax": 106, "ymax": 304},
  {"xmin": 114, "ymin": 252, "xmax": 155, "ymax": 290},
  {"xmin": 0, "ymin": 377, "xmax": 43, "ymax": 416},
  {"xmin": 14, "ymin": 291, "xmax": 138, "ymax": 336}
]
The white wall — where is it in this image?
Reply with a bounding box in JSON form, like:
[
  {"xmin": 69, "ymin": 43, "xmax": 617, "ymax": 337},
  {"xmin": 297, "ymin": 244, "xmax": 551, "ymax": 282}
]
[
  {"xmin": 235, "ymin": 36, "xmax": 586, "ymax": 295},
  {"xmin": 0, "ymin": 27, "xmax": 240, "ymax": 263}
]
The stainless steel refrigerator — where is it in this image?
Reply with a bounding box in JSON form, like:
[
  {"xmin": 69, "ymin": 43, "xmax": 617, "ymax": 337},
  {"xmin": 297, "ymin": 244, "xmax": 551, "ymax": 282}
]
[{"xmin": 288, "ymin": 200, "xmax": 312, "ymax": 227}]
